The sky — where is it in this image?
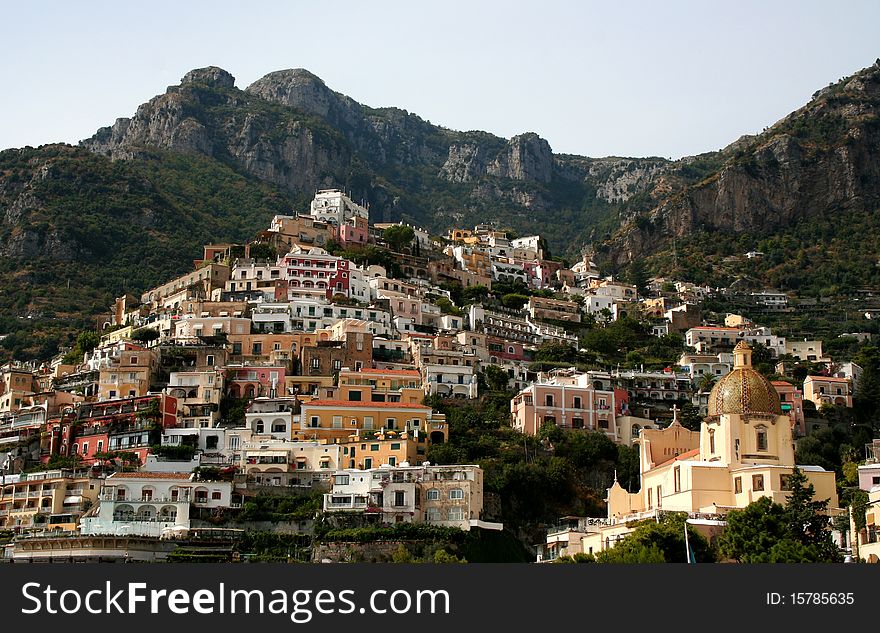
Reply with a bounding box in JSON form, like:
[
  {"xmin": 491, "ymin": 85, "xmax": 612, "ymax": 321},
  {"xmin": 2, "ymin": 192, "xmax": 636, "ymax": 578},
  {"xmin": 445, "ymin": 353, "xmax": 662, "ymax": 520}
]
[{"xmin": 1, "ymin": 0, "xmax": 879, "ymax": 159}]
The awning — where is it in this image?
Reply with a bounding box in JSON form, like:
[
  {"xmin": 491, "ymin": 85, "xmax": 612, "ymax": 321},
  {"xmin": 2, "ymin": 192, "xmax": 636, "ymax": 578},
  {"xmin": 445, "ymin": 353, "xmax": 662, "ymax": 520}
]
[
  {"xmin": 296, "ymin": 456, "xmax": 308, "ymax": 461},
  {"xmin": 63, "ymin": 495, "xmax": 83, "ymax": 504}
]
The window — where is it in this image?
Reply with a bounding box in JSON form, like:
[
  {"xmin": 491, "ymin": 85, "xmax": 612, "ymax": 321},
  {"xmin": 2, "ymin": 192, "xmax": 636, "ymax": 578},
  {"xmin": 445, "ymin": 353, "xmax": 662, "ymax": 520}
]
[
  {"xmin": 573, "ymin": 396, "xmax": 582, "ymax": 409},
  {"xmin": 363, "ymin": 458, "xmax": 372, "ymax": 469},
  {"xmin": 349, "ymin": 390, "xmax": 362, "ymax": 401},
  {"xmin": 708, "ymin": 429, "xmax": 715, "ymax": 454},
  {"xmin": 425, "ymin": 508, "xmax": 441, "ymax": 522},
  {"xmin": 673, "ymin": 466, "xmax": 681, "ymax": 493},
  {"xmin": 195, "ymin": 490, "xmax": 208, "ymax": 503},
  {"xmin": 97, "ymin": 441, "xmax": 104, "ymax": 452},
  {"xmin": 311, "ymin": 358, "xmax": 320, "ymax": 369},
  {"xmin": 211, "ymin": 491, "xmax": 221, "ymax": 500},
  {"xmin": 756, "ymin": 426, "xmax": 768, "ymax": 452},
  {"xmin": 82, "ymin": 442, "xmax": 89, "ymax": 455},
  {"xmin": 449, "ymin": 488, "xmax": 464, "ymax": 500},
  {"xmin": 752, "ymin": 474, "xmax": 765, "ymax": 491},
  {"xmin": 427, "ymin": 489, "xmax": 440, "ymax": 501},
  {"xmin": 385, "ymin": 418, "xmax": 397, "ymax": 430},
  {"xmin": 545, "ymin": 394, "xmax": 554, "ymax": 407},
  {"xmin": 363, "ymin": 416, "xmax": 374, "ymax": 430},
  {"xmin": 447, "ymin": 507, "xmax": 464, "ymax": 521},
  {"xmin": 572, "ymin": 418, "xmax": 584, "ymax": 429},
  {"xmin": 734, "ymin": 476, "xmax": 742, "ymax": 494},
  {"xmin": 780, "ymin": 474, "xmax": 793, "ymax": 491},
  {"xmin": 206, "ymin": 355, "xmax": 215, "ymax": 366},
  {"xmin": 335, "ymin": 474, "xmax": 350, "ymax": 486},
  {"xmin": 598, "ymin": 419, "xmax": 609, "ymax": 430},
  {"xmin": 370, "ymin": 444, "xmax": 379, "ymax": 452},
  {"xmin": 388, "ymin": 457, "xmax": 396, "ymax": 466},
  {"xmin": 393, "ymin": 491, "xmax": 406, "ymax": 507},
  {"xmin": 647, "ymin": 488, "xmax": 652, "ymax": 509}
]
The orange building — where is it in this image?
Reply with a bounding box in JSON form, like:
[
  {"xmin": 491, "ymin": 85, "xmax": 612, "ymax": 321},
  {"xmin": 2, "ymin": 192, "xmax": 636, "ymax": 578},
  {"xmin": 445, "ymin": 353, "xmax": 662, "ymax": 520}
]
[{"xmin": 296, "ymin": 400, "xmax": 447, "ymax": 445}]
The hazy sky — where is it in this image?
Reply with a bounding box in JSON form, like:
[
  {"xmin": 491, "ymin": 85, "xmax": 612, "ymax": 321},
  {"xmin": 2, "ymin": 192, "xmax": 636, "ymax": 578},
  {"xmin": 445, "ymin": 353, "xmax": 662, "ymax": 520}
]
[{"xmin": 1, "ymin": 0, "xmax": 878, "ymax": 158}]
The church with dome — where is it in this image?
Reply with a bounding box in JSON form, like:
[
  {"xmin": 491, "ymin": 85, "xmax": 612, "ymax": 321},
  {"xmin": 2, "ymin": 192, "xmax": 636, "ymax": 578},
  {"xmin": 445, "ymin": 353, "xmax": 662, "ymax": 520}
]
[{"xmin": 581, "ymin": 341, "xmax": 839, "ymax": 554}]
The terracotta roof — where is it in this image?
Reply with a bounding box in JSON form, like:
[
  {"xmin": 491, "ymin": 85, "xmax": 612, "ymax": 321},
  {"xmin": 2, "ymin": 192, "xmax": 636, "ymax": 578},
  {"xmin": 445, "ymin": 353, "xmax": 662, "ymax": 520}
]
[
  {"xmin": 689, "ymin": 326, "xmax": 742, "ymax": 331},
  {"xmin": 654, "ymin": 447, "xmax": 700, "ymax": 468},
  {"xmin": 354, "ymin": 369, "xmax": 420, "ymax": 376},
  {"xmin": 303, "ymin": 400, "xmax": 430, "ymax": 409},
  {"xmin": 805, "ymin": 375, "xmax": 850, "ymax": 382},
  {"xmin": 108, "ymin": 472, "xmax": 193, "ymax": 480}
]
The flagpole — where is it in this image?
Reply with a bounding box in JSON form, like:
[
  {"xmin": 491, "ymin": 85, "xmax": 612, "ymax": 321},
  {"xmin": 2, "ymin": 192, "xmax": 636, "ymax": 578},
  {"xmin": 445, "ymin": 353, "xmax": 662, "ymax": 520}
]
[{"xmin": 684, "ymin": 521, "xmax": 696, "ymax": 564}]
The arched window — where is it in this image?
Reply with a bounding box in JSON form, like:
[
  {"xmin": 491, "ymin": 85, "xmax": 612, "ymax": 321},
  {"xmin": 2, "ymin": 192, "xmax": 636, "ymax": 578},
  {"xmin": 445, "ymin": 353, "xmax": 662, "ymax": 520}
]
[
  {"xmin": 756, "ymin": 426, "xmax": 768, "ymax": 452},
  {"xmin": 426, "ymin": 489, "xmax": 440, "ymax": 501},
  {"xmin": 708, "ymin": 429, "xmax": 715, "ymax": 454}
]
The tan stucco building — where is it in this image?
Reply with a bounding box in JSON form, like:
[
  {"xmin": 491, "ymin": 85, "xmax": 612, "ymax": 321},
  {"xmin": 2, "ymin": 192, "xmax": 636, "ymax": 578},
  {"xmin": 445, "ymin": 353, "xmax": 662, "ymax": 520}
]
[{"xmin": 583, "ymin": 342, "xmax": 839, "ymax": 555}]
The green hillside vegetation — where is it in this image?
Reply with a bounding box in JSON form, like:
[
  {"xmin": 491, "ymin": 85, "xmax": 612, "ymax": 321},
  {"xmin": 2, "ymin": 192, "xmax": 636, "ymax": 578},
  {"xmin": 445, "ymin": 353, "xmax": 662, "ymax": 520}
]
[{"xmin": 0, "ymin": 145, "xmax": 293, "ymax": 360}]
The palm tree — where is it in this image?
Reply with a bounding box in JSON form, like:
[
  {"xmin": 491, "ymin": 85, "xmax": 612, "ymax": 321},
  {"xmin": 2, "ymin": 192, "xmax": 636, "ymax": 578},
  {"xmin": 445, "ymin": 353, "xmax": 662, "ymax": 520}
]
[{"xmin": 698, "ymin": 373, "xmax": 717, "ymax": 393}]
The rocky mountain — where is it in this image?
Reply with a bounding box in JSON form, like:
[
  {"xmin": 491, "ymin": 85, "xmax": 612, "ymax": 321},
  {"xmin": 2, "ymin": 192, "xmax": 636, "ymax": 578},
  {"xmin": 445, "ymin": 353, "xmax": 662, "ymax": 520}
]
[
  {"xmin": 80, "ymin": 66, "xmax": 676, "ymax": 247},
  {"xmin": 2, "ymin": 60, "xmax": 880, "ymax": 360},
  {"xmin": 599, "ymin": 60, "xmax": 880, "ymax": 294}
]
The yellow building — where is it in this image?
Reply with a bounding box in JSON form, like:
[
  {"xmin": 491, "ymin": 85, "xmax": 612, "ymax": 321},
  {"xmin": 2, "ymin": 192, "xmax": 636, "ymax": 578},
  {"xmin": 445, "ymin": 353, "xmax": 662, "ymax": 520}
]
[
  {"xmin": 583, "ymin": 342, "xmax": 839, "ymax": 554},
  {"xmin": 852, "ymin": 486, "xmax": 880, "ymax": 563},
  {"xmin": 0, "ymin": 469, "xmax": 101, "ymax": 532},
  {"xmin": 296, "ymin": 400, "xmax": 448, "ymax": 445},
  {"xmin": 337, "ymin": 368, "xmax": 424, "ymax": 404},
  {"xmin": 98, "ymin": 348, "xmax": 158, "ymax": 401}
]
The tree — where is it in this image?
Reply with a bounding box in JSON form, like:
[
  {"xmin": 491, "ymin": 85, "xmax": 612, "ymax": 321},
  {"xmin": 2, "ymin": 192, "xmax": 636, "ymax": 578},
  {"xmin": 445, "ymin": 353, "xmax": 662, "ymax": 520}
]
[
  {"xmin": 698, "ymin": 373, "xmax": 717, "ymax": 393},
  {"xmin": 718, "ymin": 468, "xmax": 840, "ymax": 563},
  {"xmin": 383, "ymin": 225, "xmax": 415, "ymax": 253},
  {"xmin": 596, "ymin": 542, "xmax": 666, "ymax": 563},
  {"xmin": 783, "ymin": 467, "xmax": 839, "ymax": 559},
  {"xmin": 62, "ymin": 329, "xmax": 101, "ymax": 364},
  {"xmin": 854, "ymin": 346, "xmax": 880, "ymax": 427},
  {"xmin": 625, "ymin": 259, "xmax": 650, "ymax": 298},
  {"xmin": 501, "ymin": 293, "xmax": 529, "ymax": 310},
  {"xmin": 131, "ymin": 327, "xmax": 159, "ymax": 343},
  {"xmin": 678, "ymin": 402, "xmax": 704, "ymax": 431},
  {"xmin": 482, "ymin": 365, "xmax": 511, "ymax": 394},
  {"xmin": 433, "ymin": 549, "xmax": 467, "ymax": 563},
  {"xmin": 595, "ymin": 512, "xmax": 714, "ymax": 563}
]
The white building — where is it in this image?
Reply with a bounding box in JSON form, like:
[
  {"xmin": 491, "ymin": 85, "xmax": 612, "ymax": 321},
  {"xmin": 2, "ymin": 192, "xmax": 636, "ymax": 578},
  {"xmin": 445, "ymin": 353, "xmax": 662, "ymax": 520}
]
[
  {"xmin": 309, "ymin": 189, "xmax": 369, "ymax": 226},
  {"xmin": 80, "ymin": 472, "xmax": 234, "ymax": 538},
  {"xmin": 245, "ymin": 397, "xmax": 298, "ymax": 440},
  {"xmin": 422, "ymin": 363, "xmax": 478, "ymax": 399},
  {"xmin": 322, "ymin": 464, "xmax": 498, "ymax": 531}
]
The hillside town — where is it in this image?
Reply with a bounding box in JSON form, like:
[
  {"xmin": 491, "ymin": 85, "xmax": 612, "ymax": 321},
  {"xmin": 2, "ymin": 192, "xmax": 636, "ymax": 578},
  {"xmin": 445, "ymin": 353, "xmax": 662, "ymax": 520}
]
[{"xmin": 1, "ymin": 188, "xmax": 878, "ymax": 563}]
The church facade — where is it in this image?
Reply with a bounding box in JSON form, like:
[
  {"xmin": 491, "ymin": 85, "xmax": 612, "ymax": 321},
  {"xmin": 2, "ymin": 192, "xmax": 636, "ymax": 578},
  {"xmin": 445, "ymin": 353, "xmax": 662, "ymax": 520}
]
[{"xmin": 582, "ymin": 342, "xmax": 839, "ymax": 555}]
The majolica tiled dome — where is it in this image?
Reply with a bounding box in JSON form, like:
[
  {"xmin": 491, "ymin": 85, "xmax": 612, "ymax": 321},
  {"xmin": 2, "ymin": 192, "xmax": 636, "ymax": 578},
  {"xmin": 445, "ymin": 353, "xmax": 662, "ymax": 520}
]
[{"xmin": 707, "ymin": 342, "xmax": 782, "ymax": 416}]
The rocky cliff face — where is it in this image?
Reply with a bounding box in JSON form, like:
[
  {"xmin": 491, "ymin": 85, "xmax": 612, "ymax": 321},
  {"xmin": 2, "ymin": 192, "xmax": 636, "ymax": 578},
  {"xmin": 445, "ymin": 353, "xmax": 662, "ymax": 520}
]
[
  {"xmin": 82, "ymin": 67, "xmax": 351, "ymax": 194},
  {"xmin": 79, "ymin": 66, "xmax": 675, "ymax": 248},
  {"xmin": 487, "ymin": 133, "xmax": 554, "ymax": 182},
  {"xmin": 602, "ymin": 60, "xmax": 880, "ymax": 269}
]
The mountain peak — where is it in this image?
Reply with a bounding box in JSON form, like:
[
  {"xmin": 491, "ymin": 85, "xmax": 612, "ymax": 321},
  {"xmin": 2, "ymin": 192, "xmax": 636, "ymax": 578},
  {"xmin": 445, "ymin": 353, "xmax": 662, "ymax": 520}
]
[
  {"xmin": 245, "ymin": 68, "xmax": 361, "ymax": 127},
  {"xmin": 180, "ymin": 67, "xmax": 236, "ymax": 89}
]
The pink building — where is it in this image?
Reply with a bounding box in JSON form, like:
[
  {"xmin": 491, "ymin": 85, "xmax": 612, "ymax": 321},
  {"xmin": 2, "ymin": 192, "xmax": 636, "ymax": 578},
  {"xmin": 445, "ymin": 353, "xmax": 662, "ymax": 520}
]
[
  {"xmin": 226, "ymin": 366, "xmax": 287, "ymax": 399},
  {"xmin": 281, "ymin": 248, "xmax": 352, "ymax": 300},
  {"xmin": 334, "ymin": 216, "xmax": 369, "ymax": 247},
  {"xmin": 487, "ymin": 337, "xmax": 527, "ymax": 362},
  {"xmin": 803, "ymin": 375, "xmax": 853, "ymax": 409},
  {"xmin": 772, "ymin": 381, "xmax": 806, "ymax": 436},
  {"xmin": 511, "ymin": 376, "xmax": 616, "ymax": 439}
]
